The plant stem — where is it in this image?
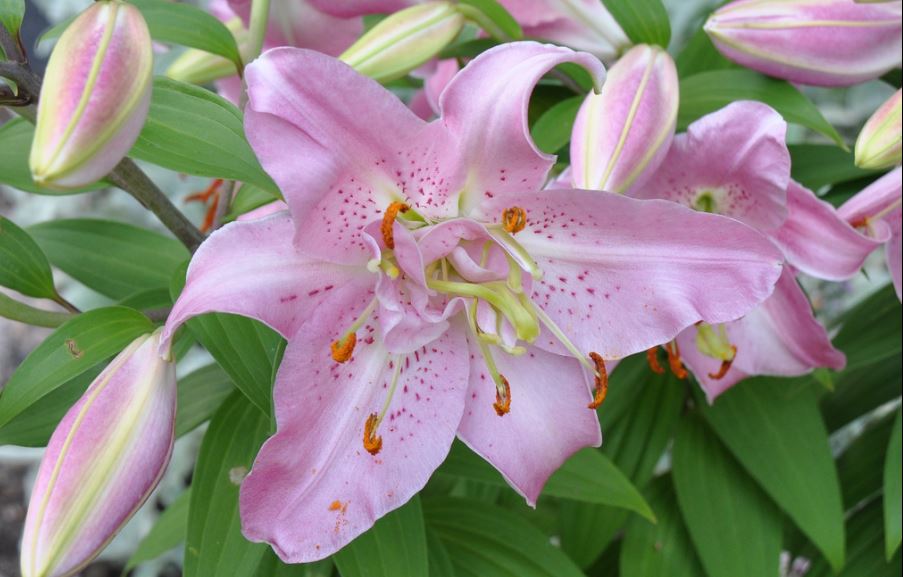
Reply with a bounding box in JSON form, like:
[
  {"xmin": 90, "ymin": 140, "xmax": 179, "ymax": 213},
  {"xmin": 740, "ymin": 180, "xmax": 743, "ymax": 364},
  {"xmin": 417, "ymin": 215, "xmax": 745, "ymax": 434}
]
[
  {"xmin": 0, "ymin": 292, "xmax": 72, "ymax": 328},
  {"xmin": 246, "ymin": 0, "xmax": 272, "ymax": 64}
]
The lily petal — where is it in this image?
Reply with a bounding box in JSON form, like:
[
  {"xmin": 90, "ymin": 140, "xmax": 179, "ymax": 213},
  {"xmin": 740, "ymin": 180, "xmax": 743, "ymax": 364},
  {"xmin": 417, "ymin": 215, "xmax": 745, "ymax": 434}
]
[
  {"xmin": 308, "ymin": 0, "xmax": 416, "ymax": 17},
  {"xmin": 475, "ymin": 189, "xmax": 783, "ymax": 360},
  {"xmin": 635, "ymin": 101, "xmax": 791, "ymax": 231},
  {"xmin": 163, "ymin": 213, "xmax": 373, "ymax": 348},
  {"xmin": 773, "ymin": 181, "xmax": 883, "ymax": 280},
  {"xmin": 681, "ymin": 268, "xmax": 845, "ymax": 402},
  {"xmin": 457, "ymin": 338, "xmax": 601, "ymax": 505},
  {"xmin": 438, "ymin": 41, "xmax": 605, "ymax": 214},
  {"xmin": 239, "ymin": 296, "xmax": 470, "ymax": 563},
  {"xmin": 245, "ymin": 48, "xmax": 461, "ymax": 262}
]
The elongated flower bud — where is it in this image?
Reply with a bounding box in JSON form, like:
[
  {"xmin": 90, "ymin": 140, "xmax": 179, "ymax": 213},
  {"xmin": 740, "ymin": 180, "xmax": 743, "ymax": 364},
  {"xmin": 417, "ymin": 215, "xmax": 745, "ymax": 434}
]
[
  {"xmin": 29, "ymin": 0, "xmax": 153, "ymax": 189},
  {"xmin": 167, "ymin": 16, "xmax": 249, "ymax": 85},
  {"xmin": 704, "ymin": 0, "xmax": 903, "ymax": 87},
  {"xmin": 20, "ymin": 330, "xmax": 176, "ymax": 577},
  {"xmin": 856, "ymin": 89, "xmax": 902, "ymax": 169},
  {"xmin": 570, "ymin": 44, "xmax": 678, "ymax": 194},
  {"xmin": 339, "ymin": 1, "xmax": 465, "ymax": 82}
]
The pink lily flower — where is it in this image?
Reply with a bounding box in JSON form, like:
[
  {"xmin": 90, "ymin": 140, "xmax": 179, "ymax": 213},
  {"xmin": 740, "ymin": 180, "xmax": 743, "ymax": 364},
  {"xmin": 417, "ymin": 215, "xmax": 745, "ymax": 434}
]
[
  {"xmin": 839, "ymin": 168, "xmax": 903, "ymax": 300},
  {"xmin": 705, "ymin": 0, "xmax": 903, "ymax": 87},
  {"xmin": 163, "ymin": 43, "xmax": 781, "ymax": 561},
  {"xmin": 579, "ymin": 101, "xmax": 863, "ymax": 400}
]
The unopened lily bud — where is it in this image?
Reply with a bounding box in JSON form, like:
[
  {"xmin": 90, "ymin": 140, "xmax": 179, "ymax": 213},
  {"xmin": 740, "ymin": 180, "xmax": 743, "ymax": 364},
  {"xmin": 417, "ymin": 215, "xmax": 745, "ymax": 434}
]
[
  {"xmin": 29, "ymin": 0, "xmax": 153, "ymax": 189},
  {"xmin": 570, "ymin": 44, "xmax": 678, "ymax": 194},
  {"xmin": 339, "ymin": 1, "xmax": 465, "ymax": 82},
  {"xmin": 20, "ymin": 330, "xmax": 176, "ymax": 577},
  {"xmin": 705, "ymin": 0, "xmax": 903, "ymax": 87},
  {"xmin": 167, "ymin": 16, "xmax": 249, "ymax": 85},
  {"xmin": 856, "ymin": 89, "xmax": 902, "ymax": 170}
]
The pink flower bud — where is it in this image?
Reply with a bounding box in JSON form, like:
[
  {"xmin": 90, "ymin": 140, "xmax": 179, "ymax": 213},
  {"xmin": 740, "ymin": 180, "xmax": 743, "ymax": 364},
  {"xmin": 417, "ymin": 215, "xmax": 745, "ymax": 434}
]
[
  {"xmin": 856, "ymin": 89, "xmax": 902, "ymax": 169},
  {"xmin": 570, "ymin": 44, "xmax": 678, "ymax": 194},
  {"xmin": 20, "ymin": 331, "xmax": 176, "ymax": 577},
  {"xmin": 705, "ymin": 0, "xmax": 902, "ymax": 87},
  {"xmin": 29, "ymin": 0, "xmax": 153, "ymax": 189}
]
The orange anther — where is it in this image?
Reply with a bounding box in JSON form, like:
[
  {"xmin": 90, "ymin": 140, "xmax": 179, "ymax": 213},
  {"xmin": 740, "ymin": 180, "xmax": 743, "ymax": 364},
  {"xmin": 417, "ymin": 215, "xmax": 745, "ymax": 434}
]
[
  {"xmin": 664, "ymin": 341, "xmax": 688, "ymax": 380},
  {"xmin": 707, "ymin": 345, "xmax": 738, "ymax": 380},
  {"xmin": 381, "ymin": 201, "xmax": 410, "ymax": 249},
  {"xmin": 363, "ymin": 413, "xmax": 383, "ymax": 456},
  {"xmin": 502, "ymin": 206, "xmax": 527, "ymax": 234},
  {"xmin": 493, "ymin": 375, "xmax": 512, "ymax": 416},
  {"xmin": 330, "ymin": 333, "xmax": 356, "ymax": 363},
  {"xmin": 587, "ymin": 352, "xmax": 609, "ymax": 409},
  {"xmin": 186, "ymin": 178, "xmax": 224, "ymax": 233},
  {"xmin": 646, "ymin": 347, "xmax": 665, "ymax": 375}
]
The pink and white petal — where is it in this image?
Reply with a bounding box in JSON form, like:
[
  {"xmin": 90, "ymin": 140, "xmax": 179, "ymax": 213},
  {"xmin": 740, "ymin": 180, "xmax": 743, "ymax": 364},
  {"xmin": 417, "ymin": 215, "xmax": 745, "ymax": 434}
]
[
  {"xmin": 239, "ymin": 294, "xmax": 470, "ymax": 563},
  {"xmin": 424, "ymin": 59, "xmax": 459, "ymax": 115},
  {"xmin": 235, "ymin": 200, "xmax": 290, "ymax": 221},
  {"xmin": 476, "ymin": 189, "xmax": 783, "ymax": 360},
  {"xmin": 686, "ymin": 269, "xmax": 845, "ymax": 403},
  {"xmin": 438, "ymin": 42, "xmax": 605, "ymax": 214},
  {"xmin": 457, "ymin": 338, "xmax": 601, "ymax": 505},
  {"xmin": 245, "ymin": 48, "xmax": 460, "ymax": 263},
  {"xmin": 163, "ymin": 213, "xmax": 373, "ymax": 348},
  {"xmin": 773, "ymin": 181, "xmax": 883, "ymax": 281},
  {"xmin": 307, "ymin": 0, "xmax": 417, "ymax": 18},
  {"xmin": 635, "ymin": 101, "xmax": 791, "ymax": 231},
  {"xmin": 885, "ymin": 208, "xmax": 902, "ymax": 300},
  {"xmin": 838, "ymin": 167, "xmax": 903, "ymax": 230}
]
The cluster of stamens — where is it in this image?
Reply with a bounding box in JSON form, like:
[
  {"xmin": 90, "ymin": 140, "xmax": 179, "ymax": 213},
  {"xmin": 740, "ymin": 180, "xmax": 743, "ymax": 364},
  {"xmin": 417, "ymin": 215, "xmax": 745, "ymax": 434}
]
[{"xmin": 185, "ymin": 178, "xmax": 224, "ymax": 233}]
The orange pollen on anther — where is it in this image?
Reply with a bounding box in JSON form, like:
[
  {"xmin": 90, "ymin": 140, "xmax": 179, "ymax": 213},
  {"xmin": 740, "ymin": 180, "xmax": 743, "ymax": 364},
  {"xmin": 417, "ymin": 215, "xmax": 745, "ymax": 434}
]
[
  {"xmin": 330, "ymin": 333, "xmax": 357, "ymax": 363},
  {"xmin": 185, "ymin": 178, "xmax": 224, "ymax": 233},
  {"xmin": 707, "ymin": 345, "xmax": 738, "ymax": 380},
  {"xmin": 646, "ymin": 347, "xmax": 665, "ymax": 374},
  {"xmin": 381, "ymin": 201, "xmax": 410, "ymax": 249},
  {"xmin": 587, "ymin": 352, "xmax": 609, "ymax": 409},
  {"xmin": 493, "ymin": 375, "xmax": 512, "ymax": 416},
  {"xmin": 664, "ymin": 342, "xmax": 688, "ymax": 380},
  {"xmin": 363, "ymin": 413, "xmax": 383, "ymax": 456},
  {"xmin": 501, "ymin": 206, "xmax": 527, "ymax": 234}
]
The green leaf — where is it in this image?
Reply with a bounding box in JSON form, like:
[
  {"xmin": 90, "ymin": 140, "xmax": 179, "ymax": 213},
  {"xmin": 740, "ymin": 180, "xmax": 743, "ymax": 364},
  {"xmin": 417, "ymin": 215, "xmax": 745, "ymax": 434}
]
[
  {"xmin": 334, "ymin": 496, "xmax": 428, "ymax": 577},
  {"xmin": 0, "ymin": 0, "xmax": 25, "ymax": 42},
  {"xmin": 426, "ymin": 528, "xmax": 456, "ymax": 577},
  {"xmin": 531, "ymin": 96, "xmax": 582, "ymax": 155},
  {"xmin": 171, "ymin": 262, "xmax": 285, "ymax": 417},
  {"xmin": 673, "ymin": 413, "xmax": 783, "ymax": 577},
  {"xmin": 602, "ymin": 0, "xmax": 671, "ymax": 48},
  {"xmin": 0, "ymin": 118, "xmax": 105, "ymax": 195},
  {"xmin": 437, "ymin": 442, "xmax": 654, "ymax": 520},
  {"xmin": 225, "ymin": 183, "xmax": 282, "ymax": 222},
  {"xmin": 679, "ymin": 69, "xmax": 846, "ymax": 148},
  {"xmin": 438, "ymin": 37, "xmax": 498, "ymax": 59},
  {"xmin": 175, "ymin": 364, "xmax": 235, "ymax": 437},
  {"xmin": 0, "ymin": 307, "xmax": 154, "ymax": 428},
  {"xmin": 0, "ymin": 216, "xmax": 58, "ymax": 299},
  {"xmin": 256, "ymin": 551, "xmax": 334, "ymax": 577},
  {"xmin": 885, "ymin": 408, "xmax": 902, "ymax": 560},
  {"xmin": 457, "ymin": 0, "xmax": 522, "ymax": 40},
  {"xmin": 701, "ymin": 378, "xmax": 846, "ymax": 572},
  {"xmin": 131, "ymin": 78, "xmax": 279, "ymax": 194},
  {"xmin": 0, "ymin": 367, "xmax": 98, "ymax": 446},
  {"xmin": 184, "ymin": 392, "xmax": 271, "ymax": 577},
  {"xmin": 620, "ymin": 476, "xmax": 705, "ymax": 577},
  {"xmin": 29, "ymin": 219, "xmax": 188, "ymax": 300},
  {"xmin": 0, "ymin": 292, "xmax": 71, "ymax": 328},
  {"xmin": 837, "ymin": 411, "xmax": 897, "ymax": 510},
  {"xmin": 126, "ymin": 489, "xmax": 192, "ymax": 571},
  {"xmin": 790, "ymin": 145, "xmax": 881, "ymax": 191},
  {"xmin": 805, "ymin": 500, "xmax": 901, "ymax": 577},
  {"xmin": 425, "ymin": 497, "xmax": 585, "ymax": 577},
  {"xmin": 130, "ymin": 0, "xmax": 242, "ymax": 68}
]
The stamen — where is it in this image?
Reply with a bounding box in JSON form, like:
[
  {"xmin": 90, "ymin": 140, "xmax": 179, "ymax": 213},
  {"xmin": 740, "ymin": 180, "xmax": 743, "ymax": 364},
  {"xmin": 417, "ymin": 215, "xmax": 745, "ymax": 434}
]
[
  {"xmin": 502, "ymin": 207, "xmax": 527, "ymax": 234},
  {"xmin": 328, "ymin": 298, "xmax": 378, "ymax": 363},
  {"xmin": 185, "ymin": 178, "xmax": 224, "ymax": 232},
  {"xmin": 493, "ymin": 375, "xmax": 511, "ymax": 416},
  {"xmin": 646, "ymin": 347, "xmax": 665, "ymax": 374},
  {"xmin": 587, "ymin": 352, "xmax": 608, "ymax": 409},
  {"xmin": 664, "ymin": 341, "xmax": 688, "ymax": 380},
  {"xmin": 381, "ymin": 201, "xmax": 410, "ymax": 249},
  {"xmin": 363, "ymin": 413, "xmax": 383, "ymax": 455},
  {"xmin": 707, "ymin": 345, "xmax": 738, "ymax": 380},
  {"xmin": 534, "ymin": 306, "xmax": 597, "ymax": 375},
  {"xmin": 330, "ymin": 333, "xmax": 356, "ymax": 363}
]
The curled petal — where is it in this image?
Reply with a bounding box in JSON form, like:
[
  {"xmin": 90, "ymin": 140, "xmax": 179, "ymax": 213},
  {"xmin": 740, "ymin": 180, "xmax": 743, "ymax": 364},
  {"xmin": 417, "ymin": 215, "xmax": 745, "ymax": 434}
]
[
  {"xmin": 705, "ymin": 0, "xmax": 903, "ymax": 87},
  {"xmin": 571, "ymin": 44, "xmax": 678, "ymax": 194},
  {"xmin": 438, "ymin": 41, "xmax": 606, "ymax": 214},
  {"xmin": 21, "ymin": 331, "xmax": 175, "ymax": 577}
]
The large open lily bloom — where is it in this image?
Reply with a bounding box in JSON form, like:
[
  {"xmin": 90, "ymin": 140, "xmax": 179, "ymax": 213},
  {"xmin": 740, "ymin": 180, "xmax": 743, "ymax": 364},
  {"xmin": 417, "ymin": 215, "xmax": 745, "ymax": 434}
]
[
  {"xmin": 608, "ymin": 102, "xmax": 875, "ymax": 399},
  {"xmin": 839, "ymin": 168, "xmax": 903, "ymax": 300},
  {"xmin": 163, "ymin": 43, "xmax": 782, "ymax": 561}
]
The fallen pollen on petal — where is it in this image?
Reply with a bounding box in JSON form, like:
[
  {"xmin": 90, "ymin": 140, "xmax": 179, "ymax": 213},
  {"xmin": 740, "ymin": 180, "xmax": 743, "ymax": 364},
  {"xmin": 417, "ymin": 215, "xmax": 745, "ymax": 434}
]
[
  {"xmin": 381, "ymin": 201, "xmax": 410, "ymax": 249},
  {"xmin": 587, "ymin": 352, "xmax": 609, "ymax": 409},
  {"xmin": 493, "ymin": 374, "xmax": 512, "ymax": 416}
]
